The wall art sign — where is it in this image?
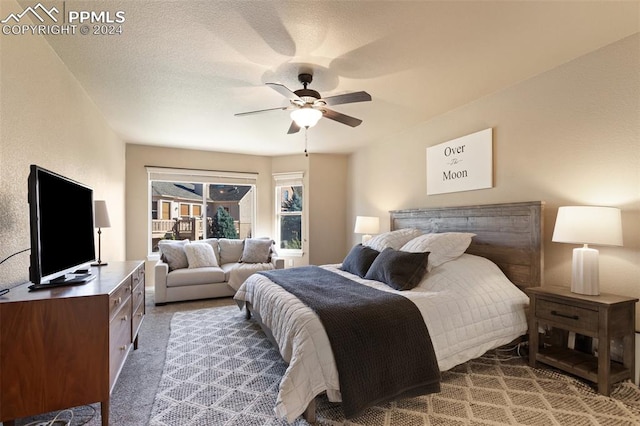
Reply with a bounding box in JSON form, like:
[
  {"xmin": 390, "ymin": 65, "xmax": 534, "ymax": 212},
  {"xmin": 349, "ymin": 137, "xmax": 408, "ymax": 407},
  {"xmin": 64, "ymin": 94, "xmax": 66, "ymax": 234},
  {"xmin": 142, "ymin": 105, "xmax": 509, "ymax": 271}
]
[{"xmin": 426, "ymin": 128, "xmax": 493, "ymax": 195}]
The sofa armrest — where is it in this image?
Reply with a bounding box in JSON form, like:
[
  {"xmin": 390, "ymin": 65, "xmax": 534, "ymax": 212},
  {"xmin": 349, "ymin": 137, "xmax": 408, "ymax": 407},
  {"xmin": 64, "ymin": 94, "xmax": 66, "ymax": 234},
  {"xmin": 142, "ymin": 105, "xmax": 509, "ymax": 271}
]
[
  {"xmin": 272, "ymin": 257, "xmax": 285, "ymax": 270},
  {"xmin": 154, "ymin": 259, "xmax": 169, "ymax": 305}
]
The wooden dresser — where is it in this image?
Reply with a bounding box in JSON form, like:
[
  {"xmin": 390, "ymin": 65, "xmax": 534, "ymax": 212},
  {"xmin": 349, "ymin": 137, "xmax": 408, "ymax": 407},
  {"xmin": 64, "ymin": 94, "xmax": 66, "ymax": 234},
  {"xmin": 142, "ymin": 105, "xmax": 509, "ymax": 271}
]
[{"xmin": 0, "ymin": 261, "xmax": 145, "ymax": 426}]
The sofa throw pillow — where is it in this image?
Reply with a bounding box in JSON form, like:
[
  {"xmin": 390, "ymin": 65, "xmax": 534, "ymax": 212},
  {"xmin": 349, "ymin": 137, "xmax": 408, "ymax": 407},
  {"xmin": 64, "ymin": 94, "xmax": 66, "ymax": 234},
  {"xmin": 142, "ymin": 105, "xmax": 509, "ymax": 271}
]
[
  {"xmin": 340, "ymin": 244, "xmax": 380, "ymax": 278},
  {"xmin": 158, "ymin": 239, "xmax": 189, "ymax": 271},
  {"xmin": 240, "ymin": 238, "xmax": 274, "ymax": 264},
  {"xmin": 200, "ymin": 238, "xmax": 221, "ymax": 265},
  {"xmin": 184, "ymin": 242, "xmax": 219, "ymax": 269},
  {"xmin": 400, "ymin": 232, "xmax": 475, "ymax": 271},
  {"xmin": 218, "ymin": 238, "xmax": 245, "ymax": 265},
  {"xmin": 364, "ymin": 247, "xmax": 429, "ymax": 291},
  {"xmin": 364, "ymin": 228, "xmax": 423, "ymax": 252}
]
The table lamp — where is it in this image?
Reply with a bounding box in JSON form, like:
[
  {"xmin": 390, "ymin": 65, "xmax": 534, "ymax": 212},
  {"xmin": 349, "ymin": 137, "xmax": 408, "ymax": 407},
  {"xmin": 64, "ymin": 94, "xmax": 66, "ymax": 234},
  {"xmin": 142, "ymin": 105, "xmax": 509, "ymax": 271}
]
[
  {"xmin": 92, "ymin": 200, "xmax": 111, "ymax": 267},
  {"xmin": 552, "ymin": 206, "xmax": 622, "ymax": 295},
  {"xmin": 354, "ymin": 216, "xmax": 380, "ymax": 244}
]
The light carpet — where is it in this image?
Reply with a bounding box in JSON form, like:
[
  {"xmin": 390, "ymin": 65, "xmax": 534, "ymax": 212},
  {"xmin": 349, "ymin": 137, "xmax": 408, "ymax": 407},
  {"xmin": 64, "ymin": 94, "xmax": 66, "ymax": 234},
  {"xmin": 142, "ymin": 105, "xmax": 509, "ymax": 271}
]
[{"xmin": 148, "ymin": 305, "xmax": 640, "ymax": 426}]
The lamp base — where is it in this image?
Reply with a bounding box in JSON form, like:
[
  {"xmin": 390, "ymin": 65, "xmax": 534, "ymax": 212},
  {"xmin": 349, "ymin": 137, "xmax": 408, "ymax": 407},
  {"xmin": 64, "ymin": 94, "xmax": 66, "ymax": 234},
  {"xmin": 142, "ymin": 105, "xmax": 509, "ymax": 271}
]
[
  {"xmin": 361, "ymin": 234, "xmax": 372, "ymax": 244},
  {"xmin": 570, "ymin": 246, "xmax": 599, "ymax": 295},
  {"xmin": 91, "ymin": 261, "xmax": 108, "ymax": 267}
]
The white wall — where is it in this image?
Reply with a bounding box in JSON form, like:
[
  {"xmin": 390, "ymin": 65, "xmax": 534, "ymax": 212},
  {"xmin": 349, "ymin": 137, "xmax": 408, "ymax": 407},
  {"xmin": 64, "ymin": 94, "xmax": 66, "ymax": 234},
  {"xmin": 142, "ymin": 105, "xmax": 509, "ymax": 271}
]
[
  {"xmin": 348, "ymin": 34, "xmax": 640, "ymax": 329},
  {"xmin": 0, "ymin": 0, "xmax": 126, "ymax": 290}
]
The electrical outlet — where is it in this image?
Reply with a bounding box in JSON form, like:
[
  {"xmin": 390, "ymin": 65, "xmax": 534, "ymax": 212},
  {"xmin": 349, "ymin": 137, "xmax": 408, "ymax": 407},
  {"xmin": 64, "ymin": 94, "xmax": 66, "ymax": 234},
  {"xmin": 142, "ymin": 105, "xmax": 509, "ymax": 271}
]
[{"xmin": 287, "ymin": 259, "xmax": 294, "ymax": 267}]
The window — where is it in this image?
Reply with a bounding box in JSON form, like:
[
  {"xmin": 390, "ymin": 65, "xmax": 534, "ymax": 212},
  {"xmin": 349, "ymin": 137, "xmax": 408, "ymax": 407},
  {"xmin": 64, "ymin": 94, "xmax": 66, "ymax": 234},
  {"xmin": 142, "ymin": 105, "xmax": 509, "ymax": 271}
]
[
  {"xmin": 146, "ymin": 167, "xmax": 257, "ymax": 255},
  {"xmin": 274, "ymin": 172, "xmax": 304, "ymax": 256}
]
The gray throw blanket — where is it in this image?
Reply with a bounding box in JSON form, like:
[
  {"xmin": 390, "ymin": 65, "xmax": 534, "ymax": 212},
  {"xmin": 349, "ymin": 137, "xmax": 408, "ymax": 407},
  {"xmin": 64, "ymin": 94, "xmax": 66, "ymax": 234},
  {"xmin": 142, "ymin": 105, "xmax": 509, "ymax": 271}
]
[{"xmin": 259, "ymin": 266, "xmax": 441, "ymax": 418}]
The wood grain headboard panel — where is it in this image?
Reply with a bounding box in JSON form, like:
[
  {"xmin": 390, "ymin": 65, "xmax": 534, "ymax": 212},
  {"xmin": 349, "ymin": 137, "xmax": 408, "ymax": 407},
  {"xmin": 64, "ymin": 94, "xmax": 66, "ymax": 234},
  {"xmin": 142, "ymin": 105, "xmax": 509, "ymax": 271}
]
[{"xmin": 390, "ymin": 201, "xmax": 544, "ymax": 289}]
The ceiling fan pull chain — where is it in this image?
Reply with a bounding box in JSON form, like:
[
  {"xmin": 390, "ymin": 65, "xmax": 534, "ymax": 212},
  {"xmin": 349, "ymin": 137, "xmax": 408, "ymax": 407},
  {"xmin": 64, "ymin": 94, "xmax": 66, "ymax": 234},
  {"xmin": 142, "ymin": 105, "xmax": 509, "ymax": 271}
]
[{"xmin": 304, "ymin": 127, "xmax": 309, "ymax": 157}]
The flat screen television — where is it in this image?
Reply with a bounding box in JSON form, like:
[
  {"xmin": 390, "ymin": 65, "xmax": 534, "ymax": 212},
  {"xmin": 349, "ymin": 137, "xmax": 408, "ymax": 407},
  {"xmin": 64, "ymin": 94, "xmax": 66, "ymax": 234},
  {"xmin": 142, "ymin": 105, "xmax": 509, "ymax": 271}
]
[{"xmin": 28, "ymin": 165, "xmax": 96, "ymax": 288}]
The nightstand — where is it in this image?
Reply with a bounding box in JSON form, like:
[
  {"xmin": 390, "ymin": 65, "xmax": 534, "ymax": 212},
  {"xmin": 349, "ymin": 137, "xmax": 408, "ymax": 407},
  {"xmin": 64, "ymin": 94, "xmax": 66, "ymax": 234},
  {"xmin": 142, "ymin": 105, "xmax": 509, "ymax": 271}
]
[{"xmin": 526, "ymin": 286, "xmax": 638, "ymax": 396}]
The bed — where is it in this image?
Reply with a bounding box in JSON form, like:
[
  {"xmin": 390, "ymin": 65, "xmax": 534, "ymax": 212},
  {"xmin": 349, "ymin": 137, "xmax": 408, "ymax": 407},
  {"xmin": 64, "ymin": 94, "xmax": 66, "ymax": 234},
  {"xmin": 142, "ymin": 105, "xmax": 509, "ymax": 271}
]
[{"xmin": 234, "ymin": 201, "xmax": 544, "ymax": 423}]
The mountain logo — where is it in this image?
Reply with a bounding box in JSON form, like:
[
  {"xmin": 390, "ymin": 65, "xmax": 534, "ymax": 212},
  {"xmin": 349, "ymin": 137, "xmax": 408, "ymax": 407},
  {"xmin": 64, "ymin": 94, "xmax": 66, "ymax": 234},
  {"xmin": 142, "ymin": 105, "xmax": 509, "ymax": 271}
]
[{"xmin": 1, "ymin": 2, "xmax": 59, "ymax": 24}]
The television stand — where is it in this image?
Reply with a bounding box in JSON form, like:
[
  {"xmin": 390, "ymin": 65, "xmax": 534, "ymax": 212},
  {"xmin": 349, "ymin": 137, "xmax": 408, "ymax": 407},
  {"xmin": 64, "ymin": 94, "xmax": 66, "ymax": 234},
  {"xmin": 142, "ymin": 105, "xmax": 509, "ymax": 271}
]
[
  {"xmin": 0, "ymin": 261, "xmax": 146, "ymax": 426},
  {"xmin": 28, "ymin": 274, "xmax": 96, "ymax": 291}
]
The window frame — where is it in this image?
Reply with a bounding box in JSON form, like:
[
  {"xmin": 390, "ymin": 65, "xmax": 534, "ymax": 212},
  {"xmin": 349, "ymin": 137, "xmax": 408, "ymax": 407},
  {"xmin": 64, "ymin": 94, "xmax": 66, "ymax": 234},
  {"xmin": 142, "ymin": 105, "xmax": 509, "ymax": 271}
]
[
  {"xmin": 274, "ymin": 172, "xmax": 304, "ymax": 257},
  {"xmin": 146, "ymin": 167, "xmax": 258, "ymax": 257}
]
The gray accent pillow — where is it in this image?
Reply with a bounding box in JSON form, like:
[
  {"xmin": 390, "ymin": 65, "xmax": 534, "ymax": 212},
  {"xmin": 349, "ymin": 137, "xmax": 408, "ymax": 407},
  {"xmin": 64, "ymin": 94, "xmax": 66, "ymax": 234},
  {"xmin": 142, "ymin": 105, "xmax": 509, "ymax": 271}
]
[
  {"xmin": 364, "ymin": 247, "xmax": 429, "ymax": 291},
  {"xmin": 340, "ymin": 244, "xmax": 380, "ymax": 278},
  {"xmin": 240, "ymin": 238, "xmax": 274, "ymax": 264},
  {"xmin": 158, "ymin": 239, "xmax": 189, "ymax": 271},
  {"xmin": 218, "ymin": 238, "xmax": 245, "ymax": 265}
]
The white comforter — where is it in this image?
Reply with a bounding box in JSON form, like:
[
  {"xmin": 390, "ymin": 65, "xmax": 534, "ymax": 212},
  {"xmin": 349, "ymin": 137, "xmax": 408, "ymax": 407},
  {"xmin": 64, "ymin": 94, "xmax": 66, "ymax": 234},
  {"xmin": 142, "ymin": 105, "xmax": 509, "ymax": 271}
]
[{"xmin": 234, "ymin": 254, "xmax": 529, "ymax": 423}]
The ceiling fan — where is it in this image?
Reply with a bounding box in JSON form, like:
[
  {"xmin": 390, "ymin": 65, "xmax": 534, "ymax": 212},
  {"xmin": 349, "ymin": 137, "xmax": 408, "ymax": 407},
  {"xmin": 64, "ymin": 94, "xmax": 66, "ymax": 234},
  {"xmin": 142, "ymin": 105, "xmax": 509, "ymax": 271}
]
[{"xmin": 235, "ymin": 73, "xmax": 371, "ymax": 134}]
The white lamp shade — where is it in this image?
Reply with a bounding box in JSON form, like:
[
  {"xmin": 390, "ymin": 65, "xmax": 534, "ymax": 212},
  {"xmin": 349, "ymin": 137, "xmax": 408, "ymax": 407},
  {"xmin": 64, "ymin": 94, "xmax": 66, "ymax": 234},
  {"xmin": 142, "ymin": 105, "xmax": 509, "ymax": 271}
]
[
  {"xmin": 552, "ymin": 206, "xmax": 622, "ymax": 247},
  {"xmin": 354, "ymin": 216, "xmax": 380, "ymax": 235},
  {"xmin": 290, "ymin": 107, "xmax": 322, "ymax": 128},
  {"xmin": 94, "ymin": 200, "xmax": 111, "ymax": 228},
  {"xmin": 552, "ymin": 205, "xmax": 622, "ymax": 296}
]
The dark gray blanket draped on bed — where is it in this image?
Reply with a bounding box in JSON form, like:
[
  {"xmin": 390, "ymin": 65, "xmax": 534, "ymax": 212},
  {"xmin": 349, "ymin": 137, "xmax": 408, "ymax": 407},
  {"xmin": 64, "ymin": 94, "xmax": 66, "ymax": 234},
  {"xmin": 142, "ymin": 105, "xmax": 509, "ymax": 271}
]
[{"xmin": 259, "ymin": 265, "xmax": 441, "ymax": 418}]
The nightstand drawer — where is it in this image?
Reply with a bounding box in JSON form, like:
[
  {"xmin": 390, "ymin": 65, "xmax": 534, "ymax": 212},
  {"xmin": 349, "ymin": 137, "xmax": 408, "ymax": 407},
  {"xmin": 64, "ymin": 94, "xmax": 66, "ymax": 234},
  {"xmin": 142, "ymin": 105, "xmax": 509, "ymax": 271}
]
[{"xmin": 536, "ymin": 299, "xmax": 598, "ymax": 329}]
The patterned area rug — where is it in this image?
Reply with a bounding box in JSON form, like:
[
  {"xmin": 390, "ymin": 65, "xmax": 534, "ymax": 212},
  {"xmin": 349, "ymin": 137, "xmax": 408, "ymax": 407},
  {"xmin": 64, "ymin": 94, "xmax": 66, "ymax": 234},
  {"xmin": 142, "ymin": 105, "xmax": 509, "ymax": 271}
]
[{"xmin": 148, "ymin": 305, "xmax": 640, "ymax": 426}]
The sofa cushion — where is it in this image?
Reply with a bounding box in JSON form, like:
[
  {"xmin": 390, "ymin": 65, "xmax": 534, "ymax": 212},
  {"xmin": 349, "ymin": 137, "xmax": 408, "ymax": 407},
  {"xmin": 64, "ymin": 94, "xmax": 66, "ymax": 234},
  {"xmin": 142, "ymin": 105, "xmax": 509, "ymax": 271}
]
[
  {"xmin": 185, "ymin": 242, "xmax": 219, "ymax": 268},
  {"xmin": 219, "ymin": 238, "xmax": 244, "ymax": 265},
  {"xmin": 224, "ymin": 262, "xmax": 276, "ymax": 292},
  {"xmin": 240, "ymin": 238, "xmax": 274, "ymax": 263},
  {"xmin": 158, "ymin": 239, "xmax": 190, "ymax": 271},
  {"xmin": 166, "ymin": 266, "xmax": 225, "ymax": 287}
]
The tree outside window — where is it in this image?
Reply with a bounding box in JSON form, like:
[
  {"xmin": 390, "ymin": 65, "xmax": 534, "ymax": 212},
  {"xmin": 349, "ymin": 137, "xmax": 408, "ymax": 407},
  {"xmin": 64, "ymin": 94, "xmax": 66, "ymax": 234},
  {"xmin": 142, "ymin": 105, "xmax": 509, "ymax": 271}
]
[{"xmin": 279, "ymin": 185, "xmax": 303, "ymax": 250}]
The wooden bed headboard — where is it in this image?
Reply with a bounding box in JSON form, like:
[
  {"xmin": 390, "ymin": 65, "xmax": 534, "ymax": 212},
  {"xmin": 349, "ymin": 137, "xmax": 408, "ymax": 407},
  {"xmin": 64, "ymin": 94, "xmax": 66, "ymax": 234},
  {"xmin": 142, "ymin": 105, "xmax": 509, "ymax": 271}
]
[{"xmin": 390, "ymin": 201, "xmax": 544, "ymax": 289}]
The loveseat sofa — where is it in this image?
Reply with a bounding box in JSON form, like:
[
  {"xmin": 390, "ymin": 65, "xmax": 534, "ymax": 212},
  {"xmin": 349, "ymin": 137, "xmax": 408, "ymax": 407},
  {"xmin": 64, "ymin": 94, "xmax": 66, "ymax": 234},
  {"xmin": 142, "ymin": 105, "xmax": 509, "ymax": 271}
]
[{"xmin": 154, "ymin": 237, "xmax": 284, "ymax": 305}]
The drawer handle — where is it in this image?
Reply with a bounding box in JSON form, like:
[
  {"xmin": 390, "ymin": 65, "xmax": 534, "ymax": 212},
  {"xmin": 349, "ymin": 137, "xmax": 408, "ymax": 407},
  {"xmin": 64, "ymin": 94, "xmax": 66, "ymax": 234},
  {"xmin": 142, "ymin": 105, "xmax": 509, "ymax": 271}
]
[
  {"xmin": 137, "ymin": 313, "xmax": 143, "ymax": 317},
  {"xmin": 122, "ymin": 315, "xmax": 128, "ymax": 322},
  {"xmin": 114, "ymin": 297, "xmax": 121, "ymax": 305},
  {"xmin": 119, "ymin": 345, "xmax": 127, "ymax": 351},
  {"xmin": 551, "ymin": 310, "xmax": 579, "ymax": 320}
]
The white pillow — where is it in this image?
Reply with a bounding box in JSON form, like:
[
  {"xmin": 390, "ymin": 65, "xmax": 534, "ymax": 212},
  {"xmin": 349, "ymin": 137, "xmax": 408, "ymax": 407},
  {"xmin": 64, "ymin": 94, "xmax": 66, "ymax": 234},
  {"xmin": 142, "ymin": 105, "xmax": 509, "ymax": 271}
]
[
  {"xmin": 158, "ymin": 239, "xmax": 190, "ymax": 271},
  {"xmin": 364, "ymin": 228, "xmax": 423, "ymax": 252},
  {"xmin": 200, "ymin": 238, "xmax": 221, "ymax": 265},
  {"xmin": 184, "ymin": 242, "xmax": 219, "ymax": 268},
  {"xmin": 401, "ymin": 232, "xmax": 475, "ymax": 271}
]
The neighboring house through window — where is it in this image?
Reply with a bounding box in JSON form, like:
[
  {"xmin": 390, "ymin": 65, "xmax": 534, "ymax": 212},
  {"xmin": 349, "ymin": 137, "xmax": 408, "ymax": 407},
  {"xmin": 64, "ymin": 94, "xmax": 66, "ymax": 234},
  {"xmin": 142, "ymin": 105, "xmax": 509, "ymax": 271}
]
[
  {"xmin": 274, "ymin": 172, "xmax": 304, "ymax": 257},
  {"xmin": 146, "ymin": 167, "xmax": 257, "ymax": 255}
]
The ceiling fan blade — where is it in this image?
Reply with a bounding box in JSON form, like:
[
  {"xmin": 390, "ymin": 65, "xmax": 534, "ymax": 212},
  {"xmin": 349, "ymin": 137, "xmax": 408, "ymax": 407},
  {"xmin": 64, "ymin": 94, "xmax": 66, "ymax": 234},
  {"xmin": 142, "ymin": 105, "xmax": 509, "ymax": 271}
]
[
  {"xmin": 266, "ymin": 82, "xmax": 303, "ymax": 102},
  {"xmin": 322, "ymin": 108, "xmax": 363, "ymax": 127},
  {"xmin": 287, "ymin": 121, "xmax": 301, "ymax": 134},
  {"xmin": 322, "ymin": 91, "xmax": 371, "ymax": 106},
  {"xmin": 234, "ymin": 106, "xmax": 288, "ymax": 117}
]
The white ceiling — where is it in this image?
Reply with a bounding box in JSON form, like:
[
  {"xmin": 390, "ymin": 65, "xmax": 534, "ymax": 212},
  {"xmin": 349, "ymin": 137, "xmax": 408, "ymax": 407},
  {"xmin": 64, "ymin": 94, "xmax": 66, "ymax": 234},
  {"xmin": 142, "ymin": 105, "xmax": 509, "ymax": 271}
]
[{"xmin": 33, "ymin": 1, "xmax": 639, "ymax": 156}]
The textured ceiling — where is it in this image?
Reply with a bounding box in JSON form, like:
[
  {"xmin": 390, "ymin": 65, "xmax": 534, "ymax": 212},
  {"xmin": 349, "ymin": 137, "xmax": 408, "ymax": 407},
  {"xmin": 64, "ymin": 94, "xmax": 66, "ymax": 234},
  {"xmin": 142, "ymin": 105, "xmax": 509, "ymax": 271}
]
[{"xmin": 27, "ymin": 1, "xmax": 640, "ymax": 156}]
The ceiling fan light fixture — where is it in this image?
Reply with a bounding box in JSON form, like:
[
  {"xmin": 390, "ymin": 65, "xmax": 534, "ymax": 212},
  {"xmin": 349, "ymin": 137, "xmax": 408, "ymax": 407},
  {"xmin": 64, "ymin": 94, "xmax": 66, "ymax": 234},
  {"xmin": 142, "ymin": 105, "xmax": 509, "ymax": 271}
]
[{"xmin": 290, "ymin": 107, "xmax": 322, "ymax": 128}]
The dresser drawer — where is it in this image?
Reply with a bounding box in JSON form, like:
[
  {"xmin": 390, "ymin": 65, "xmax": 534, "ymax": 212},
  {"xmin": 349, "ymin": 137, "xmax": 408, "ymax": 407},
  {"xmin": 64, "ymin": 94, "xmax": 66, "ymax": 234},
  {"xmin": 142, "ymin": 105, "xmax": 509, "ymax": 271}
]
[
  {"xmin": 133, "ymin": 265, "xmax": 145, "ymax": 289},
  {"xmin": 109, "ymin": 280, "xmax": 131, "ymax": 322},
  {"xmin": 109, "ymin": 296, "xmax": 132, "ymax": 388},
  {"xmin": 536, "ymin": 298, "xmax": 598, "ymax": 330},
  {"xmin": 132, "ymin": 298, "xmax": 145, "ymax": 340},
  {"xmin": 132, "ymin": 279, "xmax": 144, "ymax": 313}
]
